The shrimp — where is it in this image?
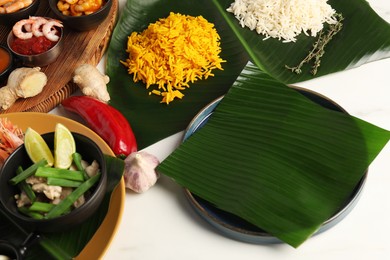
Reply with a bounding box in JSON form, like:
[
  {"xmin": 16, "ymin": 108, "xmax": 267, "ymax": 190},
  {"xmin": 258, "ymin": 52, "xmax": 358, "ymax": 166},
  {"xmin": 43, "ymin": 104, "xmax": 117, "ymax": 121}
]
[
  {"xmin": 0, "ymin": 118, "xmax": 24, "ymax": 167},
  {"xmin": 12, "ymin": 18, "xmax": 35, "ymax": 39},
  {"xmin": 31, "ymin": 17, "xmax": 48, "ymax": 37},
  {"xmin": 23, "ymin": 16, "xmax": 41, "ymax": 32},
  {"xmin": 42, "ymin": 20, "xmax": 63, "ymax": 42}
]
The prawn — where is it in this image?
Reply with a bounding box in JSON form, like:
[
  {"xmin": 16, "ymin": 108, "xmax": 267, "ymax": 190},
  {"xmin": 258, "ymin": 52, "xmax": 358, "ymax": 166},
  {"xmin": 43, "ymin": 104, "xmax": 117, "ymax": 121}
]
[
  {"xmin": 31, "ymin": 16, "xmax": 48, "ymax": 37},
  {"xmin": 12, "ymin": 18, "xmax": 35, "ymax": 39},
  {"xmin": 42, "ymin": 20, "xmax": 63, "ymax": 42},
  {"xmin": 23, "ymin": 16, "xmax": 41, "ymax": 32},
  {"xmin": 0, "ymin": 118, "xmax": 24, "ymax": 167}
]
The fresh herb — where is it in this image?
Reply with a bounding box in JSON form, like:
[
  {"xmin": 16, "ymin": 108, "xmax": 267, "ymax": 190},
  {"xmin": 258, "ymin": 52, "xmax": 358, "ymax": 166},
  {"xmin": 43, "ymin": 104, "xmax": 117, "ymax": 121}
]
[{"xmin": 285, "ymin": 13, "xmax": 344, "ymax": 75}]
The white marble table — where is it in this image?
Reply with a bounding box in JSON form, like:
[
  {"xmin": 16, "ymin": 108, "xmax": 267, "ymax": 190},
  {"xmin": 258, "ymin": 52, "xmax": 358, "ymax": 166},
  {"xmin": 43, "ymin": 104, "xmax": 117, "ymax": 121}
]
[{"xmin": 51, "ymin": 0, "xmax": 390, "ymax": 259}]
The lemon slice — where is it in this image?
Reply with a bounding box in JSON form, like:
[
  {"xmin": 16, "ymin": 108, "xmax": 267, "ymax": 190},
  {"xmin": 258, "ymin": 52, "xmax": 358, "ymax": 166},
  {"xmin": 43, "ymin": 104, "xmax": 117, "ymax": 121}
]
[
  {"xmin": 24, "ymin": 127, "xmax": 54, "ymax": 166},
  {"xmin": 54, "ymin": 123, "xmax": 76, "ymax": 169}
]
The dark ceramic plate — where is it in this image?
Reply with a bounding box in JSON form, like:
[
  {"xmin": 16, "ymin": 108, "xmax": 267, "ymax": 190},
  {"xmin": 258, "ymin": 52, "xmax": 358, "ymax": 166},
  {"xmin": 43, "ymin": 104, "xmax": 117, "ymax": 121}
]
[{"xmin": 183, "ymin": 86, "xmax": 367, "ymax": 244}]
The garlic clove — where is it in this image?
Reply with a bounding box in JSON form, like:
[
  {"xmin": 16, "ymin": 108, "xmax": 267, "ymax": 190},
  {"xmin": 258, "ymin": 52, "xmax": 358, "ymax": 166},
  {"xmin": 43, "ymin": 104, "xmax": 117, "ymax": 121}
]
[{"xmin": 123, "ymin": 151, "xmax": 160, "ymax": 193}]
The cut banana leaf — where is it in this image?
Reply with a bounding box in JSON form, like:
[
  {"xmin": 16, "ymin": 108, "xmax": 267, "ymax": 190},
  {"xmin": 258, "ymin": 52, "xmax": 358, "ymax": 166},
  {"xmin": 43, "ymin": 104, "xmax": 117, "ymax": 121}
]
[
  {"xmin": 213, "ymin": 0, "xmax": 390, "ymax": 83},
  {"xmin": 0, "ymin": 156, "xmax": 124, "ymax": 259},
  {"xmin": 157, "ymin": 62, "xmax": 390, "ymax": 247},
  {"xmin": 107, "ymin": 0, "xmax": 390, "ymax": 149},
  {"xmin": 106, "ymin": 0, "xmax": 249, "ymax": 149}
]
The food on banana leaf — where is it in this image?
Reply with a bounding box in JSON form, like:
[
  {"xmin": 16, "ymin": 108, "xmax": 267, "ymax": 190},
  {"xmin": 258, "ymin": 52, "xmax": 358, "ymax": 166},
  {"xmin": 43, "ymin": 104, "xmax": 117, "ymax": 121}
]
[
  {"xmin": 226, "ymin": 0, "xmax": 337, "ymax": 43},
  {"xmin": 106, "ymin": 0, "xmax": 390, "ymax": 150},
  {"xmin": 120, "ymin": 12, "xmax": 226, "ymax": 104},
  {"xmin": 227, "ymin": 0, "xmax": 344, "ymax": 75}
]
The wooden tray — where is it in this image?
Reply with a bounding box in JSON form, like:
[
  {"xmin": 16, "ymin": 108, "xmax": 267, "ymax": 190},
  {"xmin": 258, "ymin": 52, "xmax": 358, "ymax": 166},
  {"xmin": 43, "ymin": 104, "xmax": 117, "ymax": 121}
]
[{"xmin": 0, "ymin": 0, "xmax": 118, "ymax": 114}]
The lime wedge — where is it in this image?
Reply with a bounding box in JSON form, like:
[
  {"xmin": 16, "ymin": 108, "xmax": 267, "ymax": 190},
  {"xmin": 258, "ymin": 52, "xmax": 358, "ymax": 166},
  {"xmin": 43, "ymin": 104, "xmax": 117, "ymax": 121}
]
[
  {"xmin": 54, "ymin": 123, "xmax": 76, "ymax": 169},
  {"xmin": 24, "ymin": 127, "xmax": 54, "ymax": 166}
]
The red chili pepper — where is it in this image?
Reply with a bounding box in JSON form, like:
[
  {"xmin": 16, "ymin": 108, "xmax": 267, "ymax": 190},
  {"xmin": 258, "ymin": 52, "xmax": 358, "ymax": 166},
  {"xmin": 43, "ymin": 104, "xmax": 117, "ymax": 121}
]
[{"xmin": 61, "ymin": 96, "xmax": 137, "ymax": 158}]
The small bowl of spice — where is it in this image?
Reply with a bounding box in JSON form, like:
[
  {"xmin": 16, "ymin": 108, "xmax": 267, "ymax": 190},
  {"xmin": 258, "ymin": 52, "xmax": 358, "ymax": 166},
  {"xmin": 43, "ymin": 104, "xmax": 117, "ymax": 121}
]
[
  {"xmin": 7, "ymin": 16, "xmax": 64, "ymax": 67},
  {"xmin": 48, "ymin": 0, "xmax": 112, "ymax": 31},
  {"xmin": 0, "ymin": 45, "xmax": 13, "ymax": 83},
  {"xmin": 0, "ymin": 0, "xmax": 40, "ymax": 27}
]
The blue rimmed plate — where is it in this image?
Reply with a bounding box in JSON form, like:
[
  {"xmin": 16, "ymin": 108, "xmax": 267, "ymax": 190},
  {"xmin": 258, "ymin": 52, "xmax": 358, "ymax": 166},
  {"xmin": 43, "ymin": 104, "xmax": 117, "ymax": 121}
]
[{"xmin": 182, "ymin": 86, "xmax": 367, "ymax": 244}]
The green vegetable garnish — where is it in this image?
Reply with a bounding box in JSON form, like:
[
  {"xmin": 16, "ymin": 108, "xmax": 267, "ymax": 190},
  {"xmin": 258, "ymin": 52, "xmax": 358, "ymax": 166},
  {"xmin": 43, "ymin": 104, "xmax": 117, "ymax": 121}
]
[
  {"xmin": 9, "ymin": 159, "xmax": 47, "ymax": 185},
  {"xmin": 45, "ymin": 172, "xmax": 101, "ymax": 219},
  {"xmin": 285, "ymin": 13, "xmax": 344, "ymax": 75},
  {"xmin": 35, "ymin": 167, "xmax": 85, "ymax": 182}
]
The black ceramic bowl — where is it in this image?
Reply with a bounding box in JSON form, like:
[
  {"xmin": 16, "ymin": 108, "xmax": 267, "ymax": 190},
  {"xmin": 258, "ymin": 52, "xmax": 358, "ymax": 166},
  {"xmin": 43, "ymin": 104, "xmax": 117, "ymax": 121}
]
[
  {"xmin": 48, "ymin": 0, "xmax": 112, "ymax": 31},
  {"xmin": 7, "ymin": 24, "xmax": 64, "ymax": 67},
  {"xmin": 0, "ymin": 45, "xmax": 13, "ymax": 83},
  {"xmin": 0, "ymin": 132, "xmax": 107, "ymax": 233},
  {"xmin": 0, "ymin": 0, "xmax": 40, "ymax": 27}
]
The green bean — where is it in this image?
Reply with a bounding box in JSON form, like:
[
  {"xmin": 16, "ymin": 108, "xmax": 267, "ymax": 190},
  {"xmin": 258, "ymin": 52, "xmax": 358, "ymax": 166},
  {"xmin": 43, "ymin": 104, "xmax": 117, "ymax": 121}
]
[
  {"xmin": 9, "ymin": 159, "xmax": 47, "ymax": 185},
  {"xmin": 29, "ymin": 201, "xmax": 55, "ymax": 213},
  {"xmin": 45, "ymin": 172, "xmax": 101, "ymax": 219},
  {"xmin": 47, "ymin": 177, "xmax": 82, "ymax": 188},
  {"xmin": 72, "ymin": 152, "xmax": 89, "ymax": 180},
  {"xmin": 18, "ymin": 207, "xmax": 44, "ymax": 219},
  {"xmin": 35, "ymin": 167, "xmax": 85, "ymax": 181},
  {"xmin": 16, "ymin": 166, "xmax": 36, "ymax": 202}
]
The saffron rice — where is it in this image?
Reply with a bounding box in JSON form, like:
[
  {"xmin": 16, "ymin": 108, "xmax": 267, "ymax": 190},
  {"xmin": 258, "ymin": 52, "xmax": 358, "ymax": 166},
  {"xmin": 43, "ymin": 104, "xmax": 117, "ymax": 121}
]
[{"xmin": 121, "ymin": 12, "xmax": 226, "ymax": 104}]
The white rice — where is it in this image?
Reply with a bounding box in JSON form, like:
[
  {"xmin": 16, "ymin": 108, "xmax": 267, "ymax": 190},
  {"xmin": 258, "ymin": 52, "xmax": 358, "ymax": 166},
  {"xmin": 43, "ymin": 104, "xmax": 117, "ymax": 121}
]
[{"xmin": 227, "ymin": 0, "xmax": 337, "ymax": 42}]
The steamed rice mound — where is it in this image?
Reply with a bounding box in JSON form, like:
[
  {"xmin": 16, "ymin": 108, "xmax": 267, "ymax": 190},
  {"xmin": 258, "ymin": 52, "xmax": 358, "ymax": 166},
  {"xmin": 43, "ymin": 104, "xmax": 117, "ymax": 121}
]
[{"xmin": 227, "ymin": 0, "xmax": 337, "ymax": 42}]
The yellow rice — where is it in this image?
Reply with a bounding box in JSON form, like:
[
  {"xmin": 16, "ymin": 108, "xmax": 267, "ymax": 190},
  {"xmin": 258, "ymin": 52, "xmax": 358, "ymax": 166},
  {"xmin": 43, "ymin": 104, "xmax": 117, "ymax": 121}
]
[{"xmin": 121, "ymin": 12, "xmax": 226, "ymax": 104}]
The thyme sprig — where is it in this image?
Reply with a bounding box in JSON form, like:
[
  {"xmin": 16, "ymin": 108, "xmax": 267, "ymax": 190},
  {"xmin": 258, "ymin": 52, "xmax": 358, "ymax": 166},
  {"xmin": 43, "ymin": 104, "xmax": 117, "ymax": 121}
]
[{"xmin": 285, "ymin": 13, "xmax": 344, "ymax": 75}]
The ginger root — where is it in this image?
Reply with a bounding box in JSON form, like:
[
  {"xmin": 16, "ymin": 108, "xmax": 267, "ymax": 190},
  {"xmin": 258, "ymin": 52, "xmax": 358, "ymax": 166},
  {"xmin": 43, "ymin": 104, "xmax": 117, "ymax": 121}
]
[
  {"xmin": 73, "ymin": 64, "xmax": 110, "ymax": 103},
  {"xmin": 0, "ymin": 67, "xmax": 47, "ymax": 110}
]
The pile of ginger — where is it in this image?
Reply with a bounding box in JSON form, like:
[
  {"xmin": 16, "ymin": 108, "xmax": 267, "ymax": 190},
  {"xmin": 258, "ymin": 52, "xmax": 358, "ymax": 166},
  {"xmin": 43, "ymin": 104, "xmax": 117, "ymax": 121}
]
[
  {"xmin": 0, "ymin": 64, "xmax": 110, "ymax": 111},
  {"xmin": 0, "ymin": 67, "xmax": 47, "ymax": 110}
]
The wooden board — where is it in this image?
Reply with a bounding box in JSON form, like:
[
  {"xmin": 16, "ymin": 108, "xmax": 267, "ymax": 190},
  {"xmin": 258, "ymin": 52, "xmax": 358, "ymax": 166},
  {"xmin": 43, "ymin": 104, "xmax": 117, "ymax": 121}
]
[{"xmin": 0, "ymin": 0, "xmax": 118, "ymax": 114}]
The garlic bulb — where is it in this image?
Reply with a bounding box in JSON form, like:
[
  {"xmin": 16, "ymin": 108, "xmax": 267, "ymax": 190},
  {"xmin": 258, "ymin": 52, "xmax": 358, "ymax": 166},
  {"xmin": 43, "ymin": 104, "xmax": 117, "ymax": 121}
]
[{"xmin": 123, "ymin": 151, "xmax": 160, "ymax": 193}]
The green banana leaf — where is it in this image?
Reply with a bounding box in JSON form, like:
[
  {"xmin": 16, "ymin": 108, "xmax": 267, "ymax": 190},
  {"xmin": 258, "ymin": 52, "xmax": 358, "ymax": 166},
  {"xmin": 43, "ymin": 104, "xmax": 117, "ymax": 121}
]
[
  {"xmin": 213, "ymin": 0, "xmax": 390, "ymax": 83},
  {"xmin": 106, "ymin": 0, "xmax": 390, "ymax": 149},
  {"xmin": 106, "ymin": 0, "xmax": 249, "ymax": 149},
  {"xmin": 157, "ymin": 62, "xmax": 390, "ymax": 247},
  {"xmin": 0, "ymin": 156, "xmax": 124, "ymax": 259}
]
